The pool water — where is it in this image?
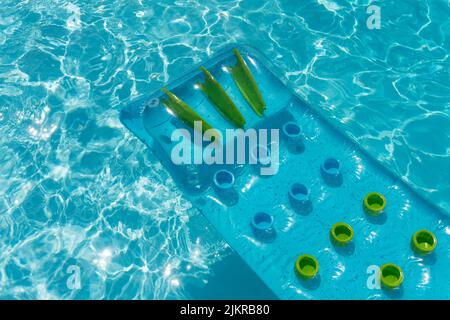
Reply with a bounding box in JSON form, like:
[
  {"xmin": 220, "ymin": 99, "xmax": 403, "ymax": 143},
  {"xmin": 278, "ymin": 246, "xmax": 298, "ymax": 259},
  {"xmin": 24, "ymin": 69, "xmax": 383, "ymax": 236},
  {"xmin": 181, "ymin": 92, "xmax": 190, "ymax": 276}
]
[{"xmin": 0, "ymin": 0, "xmax": 449, "ymax": 299}]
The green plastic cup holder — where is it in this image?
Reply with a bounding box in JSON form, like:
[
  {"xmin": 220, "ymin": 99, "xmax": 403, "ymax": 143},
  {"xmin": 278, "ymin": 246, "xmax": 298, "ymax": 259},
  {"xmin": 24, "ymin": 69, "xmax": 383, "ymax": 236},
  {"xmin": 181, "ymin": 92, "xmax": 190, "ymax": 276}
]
[
  {"xmin": 380, "ymin": 263, "xmax": 403, "ymax": 289},
  {"xmin": 330, "ymin": 222, "xmax": 354, "ymax": 246},
  {"xmin": 363, "ymin": 192, "xmax": 386, "ymax": 216},
  {"xmin": 411, "ymin": 229, "xmax": 437, "ymax": 255},
  {"xmin": 294, "ymin": 254, "xmax": 319, "ymax": 280}
]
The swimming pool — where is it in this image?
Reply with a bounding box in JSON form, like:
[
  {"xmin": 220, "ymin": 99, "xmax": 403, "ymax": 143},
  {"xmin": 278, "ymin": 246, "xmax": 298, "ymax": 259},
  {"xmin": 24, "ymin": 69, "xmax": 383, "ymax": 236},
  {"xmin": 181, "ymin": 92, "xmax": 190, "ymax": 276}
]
[{"xmin": 0, "ymin": 0, "xmax": 449, "ymax": 299}]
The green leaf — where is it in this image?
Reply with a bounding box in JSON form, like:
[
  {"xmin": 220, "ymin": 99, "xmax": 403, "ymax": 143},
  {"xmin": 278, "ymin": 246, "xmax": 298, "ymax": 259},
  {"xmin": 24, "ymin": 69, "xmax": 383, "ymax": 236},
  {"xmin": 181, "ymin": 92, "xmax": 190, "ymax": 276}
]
[
  {"xmin": 229, "ymin": 48, "xmax": 266, "ymax": 116},
  {"xmin": 161, "ymin": 88, "xmax": 214, "ymax": 134},
  {"xmin": 198, "ymin": 66, "xmax": 246, "ymax": 128}
]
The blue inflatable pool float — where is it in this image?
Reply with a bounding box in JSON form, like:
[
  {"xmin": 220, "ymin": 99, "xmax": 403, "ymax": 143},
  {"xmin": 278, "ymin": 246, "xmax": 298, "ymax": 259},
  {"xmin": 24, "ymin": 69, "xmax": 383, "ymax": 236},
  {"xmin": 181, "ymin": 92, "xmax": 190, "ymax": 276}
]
[{"xmin": 121, "ymin": 45, "xmax": 450, "ymax": 299}]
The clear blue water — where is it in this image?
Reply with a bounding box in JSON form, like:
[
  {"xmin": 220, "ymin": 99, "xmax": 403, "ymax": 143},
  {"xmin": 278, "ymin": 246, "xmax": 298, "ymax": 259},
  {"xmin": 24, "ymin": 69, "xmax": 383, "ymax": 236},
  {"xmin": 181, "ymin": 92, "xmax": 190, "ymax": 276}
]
[{"xmin": 0, "ymin": 0, "xmax": 449, "ymax": 299}]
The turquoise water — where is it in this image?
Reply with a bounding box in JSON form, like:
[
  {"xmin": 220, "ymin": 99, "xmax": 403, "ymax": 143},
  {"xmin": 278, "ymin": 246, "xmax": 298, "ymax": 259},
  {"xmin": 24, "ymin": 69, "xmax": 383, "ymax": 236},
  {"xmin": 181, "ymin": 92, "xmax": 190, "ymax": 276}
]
[{"xmin": 0, "ymin": 0, "xmax": 449, "ymax": 299}]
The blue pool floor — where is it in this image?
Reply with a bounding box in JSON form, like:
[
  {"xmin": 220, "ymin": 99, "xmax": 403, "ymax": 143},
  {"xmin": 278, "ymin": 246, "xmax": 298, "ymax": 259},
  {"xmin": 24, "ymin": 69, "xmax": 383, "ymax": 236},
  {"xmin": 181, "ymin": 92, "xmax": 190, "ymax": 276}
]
[{"xmin": 122, "ymin": 46, "xmax": 450, "ymax": 299}]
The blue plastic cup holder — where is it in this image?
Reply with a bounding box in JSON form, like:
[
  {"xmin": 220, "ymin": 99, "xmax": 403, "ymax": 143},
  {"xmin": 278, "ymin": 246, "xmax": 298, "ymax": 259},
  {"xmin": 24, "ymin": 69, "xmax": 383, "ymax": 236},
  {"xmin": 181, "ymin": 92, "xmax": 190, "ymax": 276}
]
[
  {"xmin": 282, "ymin": 121, "xmax": 304, "ymax": 154},
  {"xmin": 288, "ymin": 183, "xmax": 312, "ymax": 214},
  {"xmin": 320, "ymin": 158, "xmax": 343, "ymax": 187},
  {"xmin": 213, "ymin": 169, "xmax": 238, "ymax": 205},
  {"xmin": 214, "ymin": 169, "xmax": 235, "ymax": 190},
  {"xmin": 282, "ymin": 122, "xmax": 302, "ymax": 137},
  {"xmin": 289, "ymin": 183, "xmax": 309, "ymax": 201},
  {"xmin": 251, "ymin": 212, "xmax": 276, "ymax": 241}
]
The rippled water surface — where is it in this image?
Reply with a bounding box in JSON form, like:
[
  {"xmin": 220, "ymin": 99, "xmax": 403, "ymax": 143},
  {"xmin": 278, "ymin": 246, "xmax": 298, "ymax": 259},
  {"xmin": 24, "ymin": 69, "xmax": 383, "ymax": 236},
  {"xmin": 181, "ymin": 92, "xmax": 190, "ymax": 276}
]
[{"xmin": 0, "ymin": 0, "xmax": 449, "ymax": 299}]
